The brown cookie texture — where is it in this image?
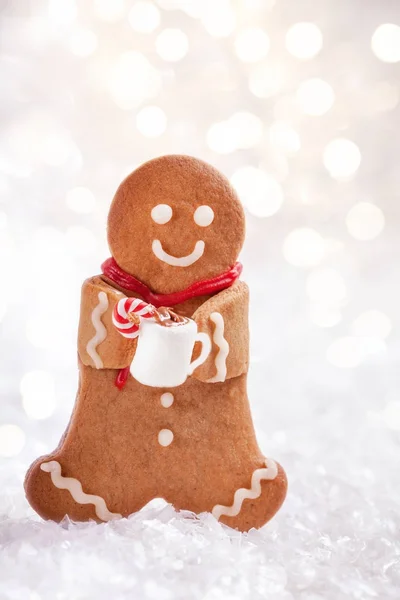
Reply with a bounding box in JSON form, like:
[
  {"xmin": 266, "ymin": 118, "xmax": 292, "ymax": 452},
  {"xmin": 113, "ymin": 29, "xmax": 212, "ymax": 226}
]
[
  {"xmin": 78, "ymin": 276, "xmax": 137, "ymax": 369},
  {"xmin": 191, "ymin": 280, "xmax": 249, "ymax": 382},
  {"xmin": 24, "ymin": 364, "xmax": 287, "ymax": 531},
  {"xmin": 107, "ymin": 155, "xmax": 245, "ymax": 294}
]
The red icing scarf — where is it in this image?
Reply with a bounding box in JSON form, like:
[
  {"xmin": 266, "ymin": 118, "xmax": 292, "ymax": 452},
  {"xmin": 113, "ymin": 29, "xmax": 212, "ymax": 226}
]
[
  {"xmin": 101, "ymin": 257, "xmax": 242, "ymax": 308},
  {"xmin": 101, "ymin": 257, "xmax": 242, "ymax": 390}
]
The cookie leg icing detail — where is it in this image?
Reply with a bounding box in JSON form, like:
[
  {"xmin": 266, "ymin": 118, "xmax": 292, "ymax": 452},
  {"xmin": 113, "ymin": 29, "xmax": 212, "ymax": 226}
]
[
  {"xmin": 86, "ymin": 291, "xmax": 109, "ymax": 369},
  {"xmin": 40, "ymin": 461, "xmax": 121, "ymax": 522},
  {"xmin": 212, "ymin": 458, "xmax": 278, "ymax": 520},
  {"xmin": 207, "ymin": 312, "xmax": 229, "ymax": 383}
]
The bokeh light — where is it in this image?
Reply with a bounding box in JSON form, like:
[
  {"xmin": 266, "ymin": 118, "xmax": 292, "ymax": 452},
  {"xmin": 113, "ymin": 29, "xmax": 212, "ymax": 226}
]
[
  {"xmin": 48, "ymin": 0, "xmax": 77, "ymax": 26},
  {"xmin": 269, "ymin": 121, "xmax": 301, "ymax": 154},
  {"xmin": 207, "ymin": 112, "xmax": 263, "ymax": 154},
  {"xmin": 231, "ymin": 166, "xmax": 283, "ymax": 217},
  {"xmin": 109, "ymin": 51, "xmax": 162, "ymax": 109},
  {"xmin": 201, "ymin": 1, "xmax": 235, "ymax": 38},
  {"xmin": 136, "ymin": 106, "xmax": 167, "ymax": 137},
  {"xmin": 285, "ymin": 22, "xmax": 323, "ymax": 60},
  {"xmin": 66, "ymin": 187, "xmax": 96, "ymax": 214},
  {"xmin": 309, "ymin": 305, "xmax": 342, "ymax": 328},
  {"xmin": 296, "ymin": 79, "xmax": 335, "ymax": 116},
  {"xmin": 323, "ymin": 138, "xmax": 361, "ymax": 179},
  {"xmin": 68, "ymin": 28, "xmax": 98, "ymax": 57},
  {"xmin": 283, "ymin": 228, "xmax": 325, "ymax": 267},
  {"xmin": 383, "ymin": 401, "xmax": 400, "ymax": 431},
  {"xmin": 235, "ymin": 28, "xmax": 270, "ymax": 63},
  {"xmin": 306, "ymin": 268, "xmax": 347, "ymax": 307},
  {"xmin": 249, "ymin": 65, "xmax": 284, "ymax": 98},
  {"xmin": 20, "ymin": 371, "xmax": 56, "ymax": 420},
  {"xmin": 93, "ymin": 0, "xmax": 125, "ymax": 22},
  {"xmin": 371, "ymin": 24, "xmax": 400, "ymax": 63},
  {"xmin": 352, "ymin": 310, "xmax": 392, "ymax": 339},
  {"xmin": 128, "ymin": 1, "xmax": 161, "ymax": 33},
  {"xmin": 327, "ymin": 337, "xmax": 365, "ymax": 368},
  {"xmin": 156, "ymin": 29, "xmax": 189, "ymax": 61},
  {"xmin": 0, "ymin": 424, "xmax": 25, "ymax": 458},
  {"xmin": 345, "ymin": 202, "xmax": 385, "ymax": 240}
]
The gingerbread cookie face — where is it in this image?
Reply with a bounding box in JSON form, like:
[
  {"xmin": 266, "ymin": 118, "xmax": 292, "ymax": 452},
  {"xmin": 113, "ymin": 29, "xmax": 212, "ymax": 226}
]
[{"xmin": 107, "ymin": 155, "xmax": 245, "ymax": 294}]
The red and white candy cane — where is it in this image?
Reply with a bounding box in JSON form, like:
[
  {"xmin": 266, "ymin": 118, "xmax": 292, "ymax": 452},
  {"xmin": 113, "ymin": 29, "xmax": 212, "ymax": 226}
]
[{"xmin": 112, "ymin": 297, "xmax": 155, "ymax": 339}]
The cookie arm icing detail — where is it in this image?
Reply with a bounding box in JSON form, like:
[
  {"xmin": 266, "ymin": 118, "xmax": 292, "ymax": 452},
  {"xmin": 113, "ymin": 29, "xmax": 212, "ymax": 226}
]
[
  {"xmin": 212, "ymin": 459, "xmax": 278, "ymax": 520},
  {"xmin": 40, "ymin": 461, "xmax": 122, "ymax": 522},
  {"xmin": 207, "ymin": 312, "xmax": 229, "ymax": 382},
  {"xmin": 191, "ymin": 280, "xmax": 249, "ymax": 382},
  {"xmin": 86, "ymin": 292, "xmax": 108, "ymax": 368},
  {"xmin": 78, "ymin": 276, "xmax": 138, "ymax": 369}
]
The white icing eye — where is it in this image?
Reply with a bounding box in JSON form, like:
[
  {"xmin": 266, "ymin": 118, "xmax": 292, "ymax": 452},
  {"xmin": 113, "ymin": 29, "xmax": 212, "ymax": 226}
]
[
  {"xmin": 194, "ymin": 205, "xmax": 214, "ymax": 227},
  {"xmin": 151, "ymin": 204, "xmax": 172, "ymax": 224}
]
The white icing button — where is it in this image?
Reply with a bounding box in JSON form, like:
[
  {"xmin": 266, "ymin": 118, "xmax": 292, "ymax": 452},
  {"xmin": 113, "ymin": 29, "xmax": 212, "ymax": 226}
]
[
  {"xmin": 151, "ymin": 204, "xmax": 173, "ymax": 224},
  {"xmin": 158, "ymin": 429, "xmax": 174, "ymax": 447},
  {"xmin": 194, "ymin": 205, "xmax": 214, "ymax": 227},
  {"xmin": 160, "ymin": 392, "xmax": 174, "ymax": 408}
]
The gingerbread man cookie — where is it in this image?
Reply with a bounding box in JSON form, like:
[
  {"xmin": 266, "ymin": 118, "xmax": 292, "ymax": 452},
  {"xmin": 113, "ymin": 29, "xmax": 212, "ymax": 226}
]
[{"xmin": 25, "ymin": 155, "xmax": 287, "ymax": 532}]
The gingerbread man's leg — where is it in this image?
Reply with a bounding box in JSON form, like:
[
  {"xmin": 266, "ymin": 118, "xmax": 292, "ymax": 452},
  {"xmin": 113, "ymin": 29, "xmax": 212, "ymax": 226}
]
[{"xmin": 211, "ymin": 460, "xmax": 287, "ymax": 532}]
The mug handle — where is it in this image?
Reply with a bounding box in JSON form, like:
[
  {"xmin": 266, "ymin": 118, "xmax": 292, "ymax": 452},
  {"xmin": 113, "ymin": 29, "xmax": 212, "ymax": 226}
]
[{"xmin": 188, "ymin": 332, "xmax": 211, "ymax": 375}]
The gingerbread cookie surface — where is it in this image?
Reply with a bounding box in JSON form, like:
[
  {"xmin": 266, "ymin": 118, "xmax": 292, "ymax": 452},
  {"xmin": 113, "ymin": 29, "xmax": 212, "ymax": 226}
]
[{"xmin": 25, "ymin": 155, "xmax": 287, "ymax": 532}]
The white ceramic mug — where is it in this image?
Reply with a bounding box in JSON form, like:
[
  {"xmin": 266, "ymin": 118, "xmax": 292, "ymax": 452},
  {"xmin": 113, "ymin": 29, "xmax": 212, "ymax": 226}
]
[{"xmin": 130, "ymin": 317, "xmax": 211, "ymax": 388}]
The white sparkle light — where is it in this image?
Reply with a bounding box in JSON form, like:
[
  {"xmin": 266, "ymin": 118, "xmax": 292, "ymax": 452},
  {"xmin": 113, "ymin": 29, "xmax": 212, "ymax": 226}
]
[
  {"xmin": 128, "ymin": 1, "xmax": 160, "ymax": 33},
  {"xmin": 323, "ymin": 139, "xmax": 361, "ymax": 179},
  {"xmin": 296, "ymin": 79, "xmax": 335, "ymax": 116},
  {"xmin": 231, "ymin": 166, "xmax": 283, "ymax": 218},
  {"xmin": 285, "ymin": 22, "xmax": 323, "ymax": 60},
  {"xmin": 235, "ymin": 28, "xmax": 270, "ymax": 63},
  {"xmin": 201, "ymin": 2, "xmax": 235, "ymax": 38},
  {"xmin": 110, "ymin": 52, "xmax": 162, "ymax": 110},
  {"xmin": 93, "ymin": 0, "xmax": 125, "ymax": 22},
  {"xmin": 65, "ymin": 226, "xmax": 97, "ymax": 256},
  {"xmin": 327, "ymin": 337, "xmax": 365, "ymax": 369},
  {"xmin": 371, "ymin": 24, "xmax": 400, "ymax": 63},
  {"xmin": 383, "ymin": 401, "xmax": 400, "ymax": 431},
  {"xmin": 306, "ymin": 268, "xmax": 347, "ymax": 307},
  {"xmin": 230, "ymin": 112, "xmax": 263, "ymax": 148},
  {"xmin": 66, "ymin": 187, "xmax": 96, "ymax": 214},
  {"xmin": 156, "ymin": 29, "xmax": 188, "ymax": 62},
  {"xmin": 207, "ymin": 122, "xmax": 237, "ymax": 154},
  {"xmin": 283, "ymin": 228, "xmax": 325, "ymax": 267},
  {"xmin": 68, "ymin": 28, "xmax": 98, "ymax": 57},
  {"xmin": 136, "ymin": 106, "xmax": 167, "ymax": 137},
  {"xmin": 48, "ymin": 0, "xmax": 77, "ymax": 26},
  {"xmin": 249, "ymin": 65, "xmax": 284, "ymax": 98},
  {"xmin": 352, "ymin": 310, "xmax": 392, "ymax": 339},
  {"xmin": 269, "ymin": 121, "xmax": 301, "ymax": 154},
  {"xmin": 21, "ymin": 370, "xmax": 56, "ymax": 420},
  {"xmin": 310, "ymin": 305, "xmax": 342, "ymax": 328},
  {"xmin": 345, "ymin": 202, "xmax": 385, "ymax": 241},
  {"xmin": 207, "ymin": 113, "xmax": 262, "ymax": 154},
  {"xmin": 0, "ymin": 424, "xmax": 26, "ymax": 457}
]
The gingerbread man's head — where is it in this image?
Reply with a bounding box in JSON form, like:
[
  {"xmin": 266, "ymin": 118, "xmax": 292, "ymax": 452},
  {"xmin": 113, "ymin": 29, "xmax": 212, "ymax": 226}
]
[{"xmin": 107, "ymin": 155, "xmax": 245, "ymax": 293}]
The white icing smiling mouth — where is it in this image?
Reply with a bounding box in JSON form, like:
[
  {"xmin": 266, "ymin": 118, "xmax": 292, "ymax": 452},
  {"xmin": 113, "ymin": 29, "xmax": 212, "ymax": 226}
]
[{"xmin": 152, "ymin": 239, "xmax": 205, "ymax": 267}]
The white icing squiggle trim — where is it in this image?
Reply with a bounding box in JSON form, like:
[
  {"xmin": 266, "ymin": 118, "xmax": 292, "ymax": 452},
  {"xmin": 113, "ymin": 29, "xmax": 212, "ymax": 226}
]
[
  {"xmin": 152, "ymin": 239, "xmax": 205, "ymax": 267},
  {"xmin": 212, "ymin": 458, "xmax": 278, "ymax": 520},
  {"xmin": 207, "ymin": 312, "xmax": 229, "ymax": 383},
  {"xmin": 41, "ymin": 461, "xmax": 121, "ymax": 522},
  {"xmin": 86, "ymin": 291, "xmax": 109, "ymax": 369}
]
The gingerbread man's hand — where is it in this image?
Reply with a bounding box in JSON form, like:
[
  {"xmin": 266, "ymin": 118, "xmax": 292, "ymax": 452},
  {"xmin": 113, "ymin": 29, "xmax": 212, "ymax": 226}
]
[
  {"xmin": 191, "ymin": 281, "xmax": 249, "ymax": 383},
  {"xmin": 78, "ymin": 276, "xmax": 138, "ymax": 369}
]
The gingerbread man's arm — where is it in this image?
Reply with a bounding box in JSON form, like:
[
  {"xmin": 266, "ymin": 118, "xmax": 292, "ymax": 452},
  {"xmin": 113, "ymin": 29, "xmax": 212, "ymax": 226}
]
[
  {"xmin": 78, "ymin": 276, "xmax": 137, "ymax": 369},
  {"xmin": 191, "ymin": 280, "xmax": 249, "ymax": 383}
]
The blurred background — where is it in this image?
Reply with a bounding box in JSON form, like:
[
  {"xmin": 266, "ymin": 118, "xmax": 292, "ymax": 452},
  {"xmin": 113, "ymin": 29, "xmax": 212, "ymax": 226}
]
[{"xmin": 1, "ymin": 1, "xmax": 400, "ymax": 598}]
